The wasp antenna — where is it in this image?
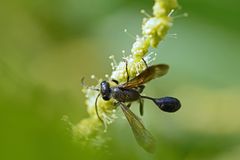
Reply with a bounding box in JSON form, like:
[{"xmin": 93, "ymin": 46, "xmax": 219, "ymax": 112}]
[
  {"xmin": 93, "ymin": 88, "xmax": 100, "ymax": 91},
  {"xmin": 81, "ymin": 77, "xmax": 100, "ymax": 91}
]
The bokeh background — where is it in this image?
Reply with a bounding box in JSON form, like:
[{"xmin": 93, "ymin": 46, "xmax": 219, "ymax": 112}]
[{"xmin": 1, "ymin": 0, "xmax": 240, "ymax": 160}]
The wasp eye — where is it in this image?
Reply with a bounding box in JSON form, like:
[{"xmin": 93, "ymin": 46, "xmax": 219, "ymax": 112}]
[{"xmin": 153, "ymin": 97, "xmax": 181, "ymax": 112}]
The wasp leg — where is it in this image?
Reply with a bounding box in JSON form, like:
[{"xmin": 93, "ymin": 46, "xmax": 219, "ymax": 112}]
[
  {"xmin": 142, "ymin": 58, "xmax": 148, "ymax": 69},
  {"xmin": 124, "ymin": 59, "xmax": 130, "ymax": 83},
  {"xmin": 127, "ymin": 103, "xmax": 132, "ymax": 108},
  {"xmin": 137, "ymin": 85, "xmax": 145, "ymax": 93},
  {"xmin": 139, "ymin": 98, "xmax": 144, "ymax": 116},
  {"xmin": 111, "ymin": 79, "xmax": 119, "ymax": 85}
]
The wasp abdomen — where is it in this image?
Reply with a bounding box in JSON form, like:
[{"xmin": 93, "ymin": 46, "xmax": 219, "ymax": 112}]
[{"xmin": 153, "ymin": 97, "xmax": 181, "ymax": 112}]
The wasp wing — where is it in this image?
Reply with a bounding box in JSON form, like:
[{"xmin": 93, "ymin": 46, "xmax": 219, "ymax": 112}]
[
  {"xmin": 120, "ymin": 103, "xmax": 156, "ymax": 153},
  {"xmin": 122, "ymin": 64, "xmax": 169, "ymax": 89}
]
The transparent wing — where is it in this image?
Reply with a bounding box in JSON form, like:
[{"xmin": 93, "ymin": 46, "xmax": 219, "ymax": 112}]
[
  {"xmin": 120, "ymin": 103, "xmax": 156, "ymax": 153},
  {"xmin": 122, "ymin": 64, "xmax": 169, "ymax": 89}
]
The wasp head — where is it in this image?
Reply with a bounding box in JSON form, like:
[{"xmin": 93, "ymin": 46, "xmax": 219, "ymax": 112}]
[{"xmin": 100, "ymin": 81, "xmax": 111, "ymax": 100}]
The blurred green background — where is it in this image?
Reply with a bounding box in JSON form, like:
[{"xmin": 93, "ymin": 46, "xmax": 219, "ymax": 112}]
[{"xmin": 1, "ymin": 0, "xmax": 240, "ymax": 159}]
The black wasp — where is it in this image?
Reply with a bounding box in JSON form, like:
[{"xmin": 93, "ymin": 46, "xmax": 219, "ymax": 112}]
[{"xmin": 82, "ymin": 60, "xmax": 181, "ymax": 153}]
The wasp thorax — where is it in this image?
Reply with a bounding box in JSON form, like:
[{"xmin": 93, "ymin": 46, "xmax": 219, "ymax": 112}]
[{"xmin": 100, "ymin": 81, "xmax": 111, "ymax": 100}]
